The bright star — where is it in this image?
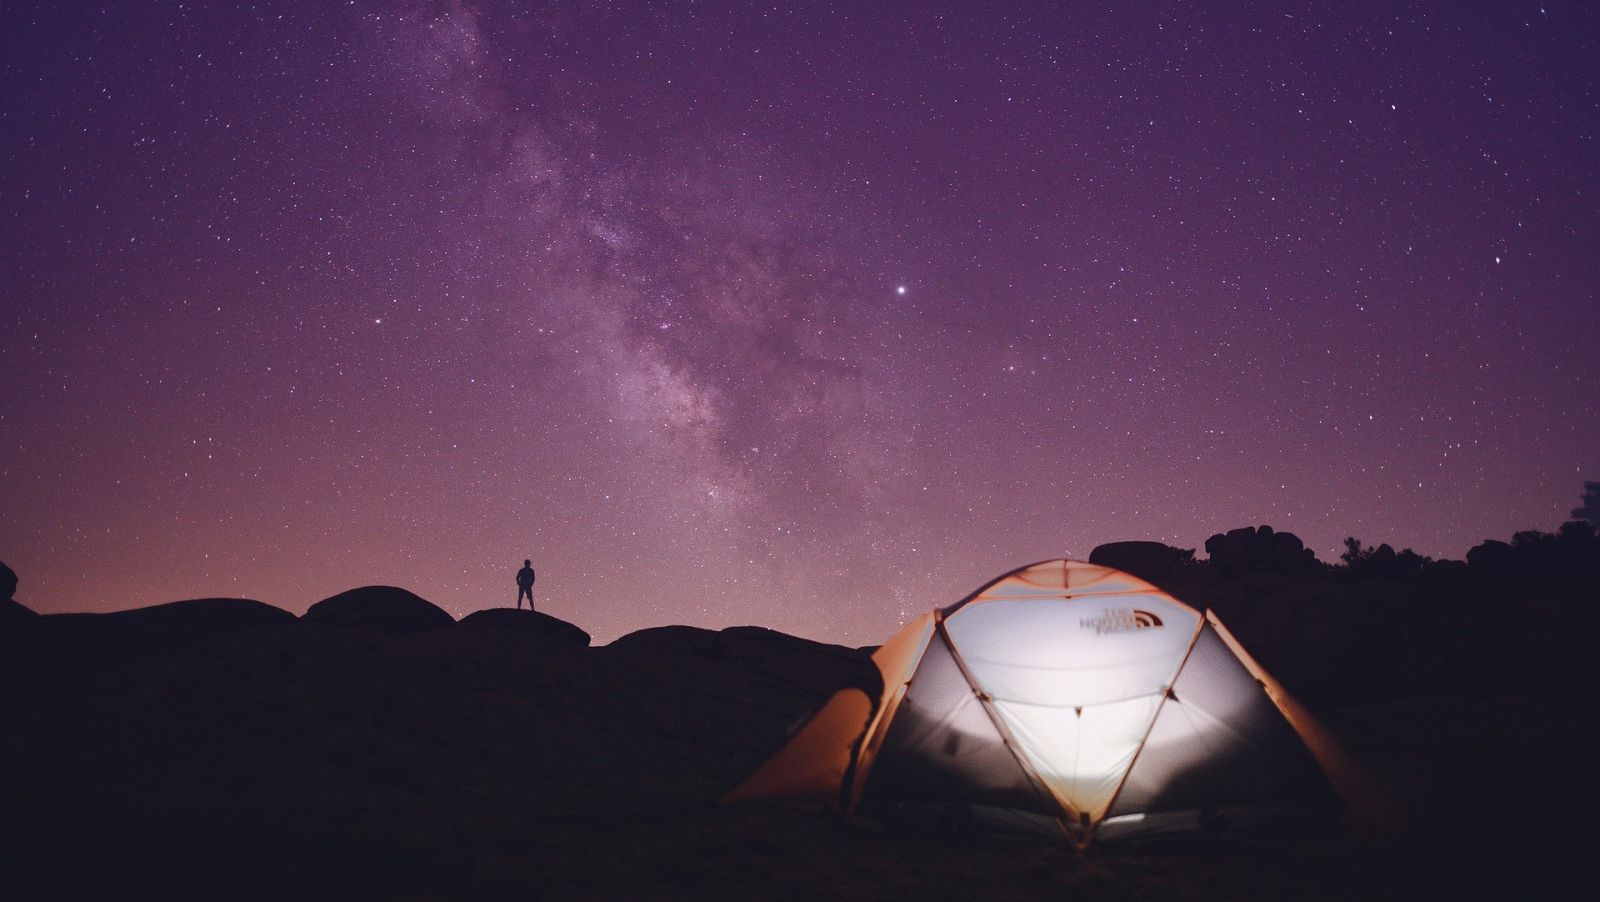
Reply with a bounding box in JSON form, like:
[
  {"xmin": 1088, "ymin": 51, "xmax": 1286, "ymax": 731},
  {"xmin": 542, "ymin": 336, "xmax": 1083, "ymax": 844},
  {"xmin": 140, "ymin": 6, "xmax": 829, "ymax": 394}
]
[{"xmin": 896, "ymin": 285, "xmax": 907, "ymax": 295}]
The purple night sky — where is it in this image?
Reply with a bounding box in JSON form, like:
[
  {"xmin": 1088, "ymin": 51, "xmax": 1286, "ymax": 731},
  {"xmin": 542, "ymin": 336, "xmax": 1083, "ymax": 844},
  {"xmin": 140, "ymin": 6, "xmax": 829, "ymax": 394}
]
[{"xmin": 3, "ymin": 2, "xmax": 1597, "ymax": 643}]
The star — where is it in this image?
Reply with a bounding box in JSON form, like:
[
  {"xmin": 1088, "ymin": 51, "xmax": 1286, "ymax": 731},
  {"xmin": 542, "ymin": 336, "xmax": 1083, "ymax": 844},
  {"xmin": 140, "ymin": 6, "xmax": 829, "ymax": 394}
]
[{"xmin": 4, "ymin": 0, "xmax": 1592, "ymax": 649}]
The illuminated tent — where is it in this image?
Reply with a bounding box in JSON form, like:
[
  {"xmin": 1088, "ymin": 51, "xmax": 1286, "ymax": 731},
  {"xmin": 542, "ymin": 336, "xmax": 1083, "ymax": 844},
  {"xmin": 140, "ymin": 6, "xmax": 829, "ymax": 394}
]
[{"xmin": 725, "ymin": 560, "xmax": 1376, "ymax": 844}]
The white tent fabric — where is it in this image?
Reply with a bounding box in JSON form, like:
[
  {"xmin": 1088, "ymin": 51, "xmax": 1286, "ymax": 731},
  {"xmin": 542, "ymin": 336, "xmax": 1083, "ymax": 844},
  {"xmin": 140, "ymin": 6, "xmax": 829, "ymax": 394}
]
[{"xmin": 725, "ymin": 559, "xmax": 1373, "ymax": 844}]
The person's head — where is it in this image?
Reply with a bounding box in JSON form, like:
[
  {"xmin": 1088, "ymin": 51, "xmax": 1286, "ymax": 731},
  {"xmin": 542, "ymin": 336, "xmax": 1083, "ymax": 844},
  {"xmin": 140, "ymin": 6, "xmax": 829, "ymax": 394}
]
[{"xmin": 523, "ymin": 559, "xmax": 531, "ymax": 567}]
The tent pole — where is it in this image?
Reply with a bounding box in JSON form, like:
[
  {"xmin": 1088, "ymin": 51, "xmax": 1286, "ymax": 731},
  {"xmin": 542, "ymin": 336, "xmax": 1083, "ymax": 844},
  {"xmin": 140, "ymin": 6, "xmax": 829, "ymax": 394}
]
[
  {"xmin": 844, "ymin": 616, "xmax": 937, "ymax": 812},
  {"xmin": 845, "ymin": 681, "xmax": 911, "ymax": 812},
  {"xmin": 933, "ymin": 614, "xmax": 1082, "ymax": 845},
  {"xmin": 1093, "ymin": 615, "xmax": 1208, "ymax": 840},
  {"xmin": 940, "ymin": 557, "xmax": 1066, "ymax": 618},
  {"xmin": 1205, "ymin": 610, "xmax": 1400, "ymax": 835}
]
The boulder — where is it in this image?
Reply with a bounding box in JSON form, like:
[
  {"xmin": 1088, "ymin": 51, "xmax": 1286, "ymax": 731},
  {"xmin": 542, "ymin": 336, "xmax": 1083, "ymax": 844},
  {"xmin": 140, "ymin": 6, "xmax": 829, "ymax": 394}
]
[
  {"xmin": 1204, "ymin": 525, "xmax": 1318, "ymax": 575},
  {"xmin": 100, "ymin": 596, "xmax": 290, "ymax": 628},
  {"xmin": 1089, "ymin": 541, "xmax": 1194, "ymax": 581},
  {"xmin": 606, "ymin": 625, "xmax": 849, "ymax": 663},
  {"xmin": 607, "ymin": 625, "xmax": 878, "ymax": 700},
  {"xmin": 16, "ymin": 598, "xmax": 291, "ymax": 669},
  {"xmin": 0, "ymin": 559, "xmax": 39, "ymax": 624},
  {"xmin": 605, "ymin": 624, "xmax": 719, "ymax": 658},
  {"xmin": 457, "ymin": 607, "xmax": 591, "ymax": 646},
  {"xmin": 714, "ymin": 626, "xmax": 880, "ymax": 698},
  {"xmin": 302, "ymin": 586, "xmax": 454, "ymax": 634}
]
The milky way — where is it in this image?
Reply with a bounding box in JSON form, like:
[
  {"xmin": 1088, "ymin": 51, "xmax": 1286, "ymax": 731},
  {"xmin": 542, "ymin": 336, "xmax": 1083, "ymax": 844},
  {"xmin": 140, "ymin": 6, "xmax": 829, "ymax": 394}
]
[{"xmin": 3, "ymin": 2, "xmax": 1597, "ymax": 642}]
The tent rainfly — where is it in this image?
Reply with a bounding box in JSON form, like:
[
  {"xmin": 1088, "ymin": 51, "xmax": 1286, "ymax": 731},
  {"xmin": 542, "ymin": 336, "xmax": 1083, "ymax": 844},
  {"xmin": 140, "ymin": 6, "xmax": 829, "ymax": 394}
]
[{"xmin": 724, "ymin": 559, "xmax": 1378, "ymax": 845}]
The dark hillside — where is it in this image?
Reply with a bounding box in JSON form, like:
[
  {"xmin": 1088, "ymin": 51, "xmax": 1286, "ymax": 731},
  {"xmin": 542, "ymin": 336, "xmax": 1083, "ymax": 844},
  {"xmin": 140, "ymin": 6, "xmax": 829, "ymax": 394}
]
[{"xmin": 1, "ymin": 532, "xmax": 1595, "ymax": 899}]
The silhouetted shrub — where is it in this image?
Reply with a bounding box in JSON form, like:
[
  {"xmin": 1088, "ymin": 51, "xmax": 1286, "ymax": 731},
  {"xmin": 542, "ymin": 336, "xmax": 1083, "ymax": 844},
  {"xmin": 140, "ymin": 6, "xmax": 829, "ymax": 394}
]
[
  {"xmin": 1340, "ymin": 538, "xmax": 1431, "ymax": 580},
  {"xmin": 1573, "ymin": 481, "xmax": 1600, "ymax": 524},
  {"xmin": 1465, "ymin": 538, "xmax": 1514, "ymax": 574},
  {"xmin": 1418, "ymin": 558, "xmax": 1473, "ymax": 595},
  {"xmin": 1462, "ymin": 524, "xmax": 1600, "ymax": 598}
]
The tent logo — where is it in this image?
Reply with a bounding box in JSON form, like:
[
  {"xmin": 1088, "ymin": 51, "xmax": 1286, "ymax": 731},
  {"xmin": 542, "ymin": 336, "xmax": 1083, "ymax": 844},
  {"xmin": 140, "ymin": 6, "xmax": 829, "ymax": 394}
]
[{"xmin": 1080, "ymin": 608, "xmax": 1164, "ymax": 635}]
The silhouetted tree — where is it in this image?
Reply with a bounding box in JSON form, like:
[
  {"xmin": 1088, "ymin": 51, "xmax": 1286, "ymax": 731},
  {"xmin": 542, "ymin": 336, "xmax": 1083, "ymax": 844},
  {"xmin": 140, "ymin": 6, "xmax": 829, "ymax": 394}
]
[
  {"xmin": 1558, "ymin": 519, "xmax": 1598, "ymax": 544},
  {"xmin": 1574, "ymin": 481, "xmax": 1600, "ymax": 524},
  {"xmin": 1394, "ymin": 547, "xmax": 1432, "ymax": 574},
  {"xmin": 1466, "ymin": 539, "xmax": 1515, "ymax": 577}
]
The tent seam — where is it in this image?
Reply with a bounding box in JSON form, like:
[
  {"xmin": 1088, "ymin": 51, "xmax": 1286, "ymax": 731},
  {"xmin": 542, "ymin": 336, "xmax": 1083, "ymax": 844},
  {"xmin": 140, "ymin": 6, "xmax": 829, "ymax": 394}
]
[
  {"xmin": 1095, "ymin": 614, "xmax": 1207, "ymax": 834},
  {"xmin": 933, "ymin": 615, "xmax": 1080, "ymax": 843}
]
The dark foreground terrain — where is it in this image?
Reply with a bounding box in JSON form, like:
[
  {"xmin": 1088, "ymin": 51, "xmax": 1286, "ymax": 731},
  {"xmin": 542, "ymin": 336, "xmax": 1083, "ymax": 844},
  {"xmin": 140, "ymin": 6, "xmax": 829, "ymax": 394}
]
[{"xmin": 2, "ymin": 553, "xmax": 1595, "ymax": 900}]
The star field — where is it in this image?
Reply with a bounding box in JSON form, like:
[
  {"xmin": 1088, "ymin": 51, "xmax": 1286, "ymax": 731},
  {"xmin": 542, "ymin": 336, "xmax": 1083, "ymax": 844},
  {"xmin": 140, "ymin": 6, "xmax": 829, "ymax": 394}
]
[{"xmin": 2, "ymin": 2, "xmax": 1597, "ymax": 643}]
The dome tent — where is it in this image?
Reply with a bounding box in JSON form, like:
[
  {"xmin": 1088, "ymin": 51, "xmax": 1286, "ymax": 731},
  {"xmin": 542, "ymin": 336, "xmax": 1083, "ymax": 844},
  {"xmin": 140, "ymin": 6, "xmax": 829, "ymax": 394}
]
[{"xmin": 724, "ymin": 560, "xmax": 1376, "ymax": 845}]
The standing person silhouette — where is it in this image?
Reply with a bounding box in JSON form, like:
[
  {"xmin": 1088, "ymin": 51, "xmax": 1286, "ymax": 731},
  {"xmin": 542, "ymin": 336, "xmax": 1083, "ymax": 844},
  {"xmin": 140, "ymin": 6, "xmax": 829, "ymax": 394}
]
[{"xmin": 515, "ymin": 559, "xmax": 536, "ymax": 611}]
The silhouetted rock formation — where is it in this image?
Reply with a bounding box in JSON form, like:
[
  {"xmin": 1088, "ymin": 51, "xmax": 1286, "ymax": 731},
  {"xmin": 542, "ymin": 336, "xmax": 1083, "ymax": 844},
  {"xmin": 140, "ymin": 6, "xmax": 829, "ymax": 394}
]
[
  {"xmin": 302, "ymin": 585, "xmax": 455, "ymax": 634},
  {"xmin": 1, "ymin": 554, "xmax": 1593, "ymax": 899},
  {"xmin": 608, "ymin": 624, "xmax": 879, "ymax": 702},
  {"xmin": 1204, "ymin": 525, "xmax": 1318, "ymax": 575},
  {"xmin": 458, "ymin": 607, "xmax": 592, "ymax": 646},
  {"xmin": 1089, "ymin": 541, "xmax": 1194, "ymax": 581},
  {"xmin": 1, "ymin": 558, "xmax": 39, "ymax": 622},
  {"xmin": 12, "ymin": 598, "xmax": 292, "ymax": 670},
  {"xmin": 0, "ymin": 598, "xmax": 34, "ymax": 623}
]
